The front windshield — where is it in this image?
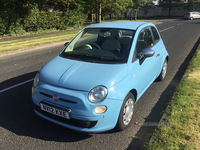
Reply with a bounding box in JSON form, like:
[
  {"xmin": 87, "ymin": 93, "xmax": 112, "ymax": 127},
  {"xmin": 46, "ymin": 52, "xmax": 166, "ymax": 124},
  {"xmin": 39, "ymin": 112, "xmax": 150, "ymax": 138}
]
[{"xmin": 60, "ymin": 28, "xmax": 135, "ymax": 64}]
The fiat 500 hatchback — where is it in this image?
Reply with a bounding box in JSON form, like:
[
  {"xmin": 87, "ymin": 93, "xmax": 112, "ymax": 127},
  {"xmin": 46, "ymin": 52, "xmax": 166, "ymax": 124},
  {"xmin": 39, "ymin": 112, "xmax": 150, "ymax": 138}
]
[{"xmin": 32, "ymin": 21, "xmax": 169, "ymax": 132}]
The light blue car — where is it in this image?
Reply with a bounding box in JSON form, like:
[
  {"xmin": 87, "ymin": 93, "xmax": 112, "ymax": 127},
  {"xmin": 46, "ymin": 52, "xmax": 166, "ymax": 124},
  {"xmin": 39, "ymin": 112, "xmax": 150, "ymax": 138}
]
[{"xmin": 32, "ymin": 21, "xmax": 169, "ymax": 132}]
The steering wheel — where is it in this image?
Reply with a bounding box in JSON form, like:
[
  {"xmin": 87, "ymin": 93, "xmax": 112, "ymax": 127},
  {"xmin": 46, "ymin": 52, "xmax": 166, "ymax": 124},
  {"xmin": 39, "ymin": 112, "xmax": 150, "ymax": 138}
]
[
  {"xmin": 82, "ymin": 44, "xmax": 92, "ymax": 50},
  {"xmin": 90, "ymin": 43, "xmax": 101, "ymax": 49}
]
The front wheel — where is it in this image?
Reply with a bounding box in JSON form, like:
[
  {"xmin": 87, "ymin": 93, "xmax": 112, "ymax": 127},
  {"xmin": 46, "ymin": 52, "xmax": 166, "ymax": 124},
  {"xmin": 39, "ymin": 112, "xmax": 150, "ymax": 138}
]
[
  {"xmin": 157, "ymin": 59, "xmax": 168, "ymax": 81},
  {"xmin": 115, "ymin": 93, "xmax": 135, "ymax": 131}
]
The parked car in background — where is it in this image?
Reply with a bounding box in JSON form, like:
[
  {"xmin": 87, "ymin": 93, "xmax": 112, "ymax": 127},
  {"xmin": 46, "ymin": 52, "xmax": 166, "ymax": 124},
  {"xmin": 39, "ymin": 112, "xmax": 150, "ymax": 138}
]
[
  {"xmin": 32, "ymin": 21, "xmax": 169, "ymax": 133},
  {"xmin": 184, "ymin": 12, "xmax": 200, "ymax": 20}
]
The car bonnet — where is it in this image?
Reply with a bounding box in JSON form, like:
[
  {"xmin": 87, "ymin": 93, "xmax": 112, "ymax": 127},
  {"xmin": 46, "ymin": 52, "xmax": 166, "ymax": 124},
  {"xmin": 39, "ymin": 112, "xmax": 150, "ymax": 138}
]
[{"xmin": 39, "ymin": 56, "xmax": 128, "ymax": 91}]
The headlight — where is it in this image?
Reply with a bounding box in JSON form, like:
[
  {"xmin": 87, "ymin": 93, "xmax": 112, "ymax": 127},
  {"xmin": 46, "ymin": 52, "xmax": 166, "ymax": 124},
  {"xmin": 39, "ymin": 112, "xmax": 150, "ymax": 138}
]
[
  {"xmin": 88, "ymin": 86, "xmax": 108, "ymax": 103},
  {"xmin": 33, "ymin": 72, "xmax": 40, "ymax": 88}
]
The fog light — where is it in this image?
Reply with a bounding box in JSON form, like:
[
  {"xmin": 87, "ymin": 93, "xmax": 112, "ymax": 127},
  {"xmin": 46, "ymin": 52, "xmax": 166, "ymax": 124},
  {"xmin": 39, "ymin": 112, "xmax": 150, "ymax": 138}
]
[{"xmin": 95, "ymin": 106, "xmax": 107, "ymax": 114}]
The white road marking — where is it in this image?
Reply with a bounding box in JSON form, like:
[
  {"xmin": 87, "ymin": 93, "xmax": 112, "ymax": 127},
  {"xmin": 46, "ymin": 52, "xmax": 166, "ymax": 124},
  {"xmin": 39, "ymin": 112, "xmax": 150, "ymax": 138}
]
[
  {"xmin": 0, "ymin": 79, "xmax": 33, "ymax": 93},
  {"xmin": 159, "ymin": 26, "xmax": 174, "ymax": 33}
]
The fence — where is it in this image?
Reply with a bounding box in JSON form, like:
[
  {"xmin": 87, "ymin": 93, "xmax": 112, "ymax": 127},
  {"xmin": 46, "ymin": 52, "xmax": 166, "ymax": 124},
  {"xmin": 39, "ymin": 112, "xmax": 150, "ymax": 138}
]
[{"xmin": 127, "ymin": 3, "xmax": 200, "ymax": 18}]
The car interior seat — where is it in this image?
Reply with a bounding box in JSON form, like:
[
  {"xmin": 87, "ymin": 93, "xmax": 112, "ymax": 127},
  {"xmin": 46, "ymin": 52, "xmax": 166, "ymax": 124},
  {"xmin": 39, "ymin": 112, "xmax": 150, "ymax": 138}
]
[{"xmin": 101, "ymin": 30, "xmax": 121, "ymax": 52}]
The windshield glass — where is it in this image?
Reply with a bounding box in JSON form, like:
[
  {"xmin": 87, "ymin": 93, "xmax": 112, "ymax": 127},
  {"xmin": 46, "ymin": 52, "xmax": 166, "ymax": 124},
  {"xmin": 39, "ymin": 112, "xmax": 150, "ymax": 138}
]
[{"xmin": 60, "ymin": 28, "xmax": 135, "ymax": 64}]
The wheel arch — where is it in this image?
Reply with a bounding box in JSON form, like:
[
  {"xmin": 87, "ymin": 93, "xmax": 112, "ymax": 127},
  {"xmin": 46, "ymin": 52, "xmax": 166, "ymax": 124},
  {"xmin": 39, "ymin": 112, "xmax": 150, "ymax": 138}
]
[
  {"xmin": 129, "ymin": 89, "xmax": 137, "ymax": 102},
  {"xmin": 166, "ymin": 56, "xmax": 169, "ymax": 62}
]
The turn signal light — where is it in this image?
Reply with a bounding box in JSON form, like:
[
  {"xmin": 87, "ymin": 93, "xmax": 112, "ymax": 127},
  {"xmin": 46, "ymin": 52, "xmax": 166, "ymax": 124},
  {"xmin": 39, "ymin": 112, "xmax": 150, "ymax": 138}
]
[{"xmin": 95, "ymin": 106, "xmax": 107, "ymax": 114}]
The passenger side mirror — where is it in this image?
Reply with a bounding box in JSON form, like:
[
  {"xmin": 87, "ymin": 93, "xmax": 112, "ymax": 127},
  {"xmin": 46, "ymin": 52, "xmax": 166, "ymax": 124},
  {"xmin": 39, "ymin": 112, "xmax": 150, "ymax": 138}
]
[
  {"xmin": 139, "ymin": 49, "xmax": 155, "ymax": 65},
  {"xmin": 142, "ymin": 49, "xmax": 155, "ymax": 58}
]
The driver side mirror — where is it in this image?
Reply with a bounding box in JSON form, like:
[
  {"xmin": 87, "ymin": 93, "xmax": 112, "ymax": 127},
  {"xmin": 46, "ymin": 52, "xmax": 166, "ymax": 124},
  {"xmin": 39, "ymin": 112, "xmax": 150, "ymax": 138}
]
[{"xmin": 64, "ymin": 42, "xmax": 69, "ymax": 46}]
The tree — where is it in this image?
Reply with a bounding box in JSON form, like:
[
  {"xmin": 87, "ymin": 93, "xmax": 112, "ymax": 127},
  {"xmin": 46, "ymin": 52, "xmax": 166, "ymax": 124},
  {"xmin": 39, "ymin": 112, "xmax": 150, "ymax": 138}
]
[
  {"xmin": 114, "ymin": 0, "xmax": 133, "ymax": 19},
  {"xmin": 159, "ymin": 0, "xmax": 182, "ymax": 17},
  {"xmin": 83, "ymin": 0, "xmax": 133, "ymax": 22},
  {"xmin": 102, "ymin": 0, "xmax": 116, "ymax": 19},
  {"xmin": 183, "ymin": 0, "xmax": 200, "ymax": 11},
  {"xmin": 0, "ymin": 0, "xmax": 87, "ymax": 35},
  {"xmin": 0, "ymin": 0, "xmax": 37, "ymax": 34},
  {"xmin": 82, "ymin": 0, "xmax": 102, "ymax": 23},
  {"xmin": 141, "ymin": 0, "xmax": 155, "ymax": 18},
  {"xmin": 132, "ymin": 0, "xmax": 147, "ymax": 20},
  {"xmin": 82, "ymin": 0, "xmax": 95, "ymax": 21}
]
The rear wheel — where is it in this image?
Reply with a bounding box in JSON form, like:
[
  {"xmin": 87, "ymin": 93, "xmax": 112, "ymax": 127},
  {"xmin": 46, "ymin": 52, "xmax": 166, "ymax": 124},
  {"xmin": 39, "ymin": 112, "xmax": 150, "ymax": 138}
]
[
  {"xmin": 115, "ymin": 93, "xmax": 135, "ymax": 131},
  {"xmin": 157, "ymin": 59, "xmax": 168, "ymax": 81}
]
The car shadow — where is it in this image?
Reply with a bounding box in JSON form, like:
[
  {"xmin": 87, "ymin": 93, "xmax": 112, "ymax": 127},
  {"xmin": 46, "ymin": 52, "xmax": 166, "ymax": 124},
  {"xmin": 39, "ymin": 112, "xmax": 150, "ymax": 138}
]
[
  {"xmin": 126, "ymin": 36, "xmax": 200, "ymax": 150},
  {"xmin": 191, "ymin": 21, "xmax": 200, "ymax": 24},
  {"xmin": 0, "ymin": 72, "xmax": 92, "ymax": 142}
]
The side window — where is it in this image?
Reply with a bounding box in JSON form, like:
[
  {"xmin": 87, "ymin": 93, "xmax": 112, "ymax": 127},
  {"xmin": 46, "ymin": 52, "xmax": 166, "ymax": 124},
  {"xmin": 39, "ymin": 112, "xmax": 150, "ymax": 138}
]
[
  {"xmin": 151, "ymin": 27, "xmax": 160, "ymax": 44},
  {"xmin": 136, "ymin": 27, "xmax": 153, "ymax": 57}
]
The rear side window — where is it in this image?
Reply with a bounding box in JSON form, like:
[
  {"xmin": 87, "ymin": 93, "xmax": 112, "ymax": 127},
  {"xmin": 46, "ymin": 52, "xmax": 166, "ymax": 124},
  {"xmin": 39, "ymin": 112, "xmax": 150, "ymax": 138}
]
[{"xmin": 151, "ymin": 27, "xmax": 160, "ymax": 44}]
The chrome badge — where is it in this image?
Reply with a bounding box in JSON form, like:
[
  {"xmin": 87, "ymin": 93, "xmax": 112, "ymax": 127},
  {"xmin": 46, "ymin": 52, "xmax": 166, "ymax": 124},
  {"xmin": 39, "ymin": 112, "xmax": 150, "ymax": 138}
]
[{"xmin": 53, "ymin": 94, "xmax": 59, "ymax": 102}]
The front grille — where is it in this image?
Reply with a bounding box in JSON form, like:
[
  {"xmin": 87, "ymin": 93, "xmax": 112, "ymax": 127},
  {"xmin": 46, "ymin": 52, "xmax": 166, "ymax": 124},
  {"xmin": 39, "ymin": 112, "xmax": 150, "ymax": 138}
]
[
  {"xmin": 40, "ymin": 92, "xmax": 52, "ymax": 98},
  {"xmin": 39, "ymin": 92, "xmax": 77, "ymax": 104},
  {"xmin": 33, "ymin": 102, "xmax": 97, "ymax": 128}
]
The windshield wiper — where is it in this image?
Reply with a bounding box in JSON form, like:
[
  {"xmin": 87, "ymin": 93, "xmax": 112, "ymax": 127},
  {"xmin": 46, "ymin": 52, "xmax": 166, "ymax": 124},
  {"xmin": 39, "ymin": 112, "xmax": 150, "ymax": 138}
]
[
  {"xmin": 60, "ymin": 53, "xmax": 126, "ymax": 63},
  {"xmin": 60, "ymin": 53, "xmax": 87, "ymax": 59},
  {"xmin": 84, "ymin": 54, "xmax": 125, "ymax": 60}
]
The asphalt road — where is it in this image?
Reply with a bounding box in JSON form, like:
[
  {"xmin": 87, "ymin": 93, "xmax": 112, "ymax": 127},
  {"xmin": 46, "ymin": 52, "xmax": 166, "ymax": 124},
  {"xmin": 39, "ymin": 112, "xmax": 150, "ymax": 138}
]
[{"xmin": 0, "ymin": 19, "xmax": 200, "ymax": 150}]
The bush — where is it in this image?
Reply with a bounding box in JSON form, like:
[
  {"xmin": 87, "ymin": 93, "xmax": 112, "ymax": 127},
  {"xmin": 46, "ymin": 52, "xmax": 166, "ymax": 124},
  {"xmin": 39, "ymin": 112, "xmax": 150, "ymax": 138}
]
[
  {"xmin": 0, "ymin": 5, "xmax": 86, "ymax": 36},
  {"xmin": 24, "ymin": 5, "xmax": 40, "ymax": 32},
  {"xmin": 0, "ymin": 10, "xmax": 26, "ymax": 36},
  {"xmin": 0, "ymin": 16, "xmax": 7, "ymax": 35},
  {"xmin": 23, "ymin": 6, "xmax": 86, "ymax": 32},
  {"xmin": 8, "ymin": 20, "xmax": 26, "ymax": 36},
  {"xmin": 59, "ymin": 8, "xmax": 86, "ymax": 30}
]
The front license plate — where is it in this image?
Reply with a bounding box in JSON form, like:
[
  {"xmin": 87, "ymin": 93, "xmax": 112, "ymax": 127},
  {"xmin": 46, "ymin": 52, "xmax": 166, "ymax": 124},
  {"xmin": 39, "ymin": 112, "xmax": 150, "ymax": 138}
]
[{"xmin": 40, "ymin": 103, "xmax": 70, "ymax": 119}]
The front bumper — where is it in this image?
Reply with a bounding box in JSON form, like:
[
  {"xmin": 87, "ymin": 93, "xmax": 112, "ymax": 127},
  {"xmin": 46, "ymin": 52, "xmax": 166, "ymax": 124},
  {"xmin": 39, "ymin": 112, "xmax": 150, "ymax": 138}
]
[{"xmin": 32, "ymin": 81, "xmax": 123, "ymax": 132}]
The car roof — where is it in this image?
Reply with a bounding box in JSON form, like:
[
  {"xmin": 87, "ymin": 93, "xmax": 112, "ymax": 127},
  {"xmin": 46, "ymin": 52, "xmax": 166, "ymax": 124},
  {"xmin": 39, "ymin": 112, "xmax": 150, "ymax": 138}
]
[{"xmin": 85, "ymin": 21, "xmax": 152, "ymax": 30}]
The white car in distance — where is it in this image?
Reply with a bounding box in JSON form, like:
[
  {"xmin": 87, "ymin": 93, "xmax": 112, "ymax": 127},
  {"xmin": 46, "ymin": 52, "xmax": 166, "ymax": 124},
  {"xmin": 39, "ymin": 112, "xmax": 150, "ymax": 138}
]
[{"xmin": 184, "ymin": 12, "xmax": 200, "ymax": 20}]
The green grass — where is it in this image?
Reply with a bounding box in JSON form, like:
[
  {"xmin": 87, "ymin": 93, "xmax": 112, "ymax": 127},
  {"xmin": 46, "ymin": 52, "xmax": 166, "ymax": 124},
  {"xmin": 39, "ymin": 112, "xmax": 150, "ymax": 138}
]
[
  {"xmin": 145, "ymin": 47, "xmax": 200, "ymax": 150},
  {"xmin": 0, "ymin": 19, "xmax": 160, "ymax": 53},
  {"xmin": 0, "ymin": 31, "xmax": 78, "ymax": 53}
]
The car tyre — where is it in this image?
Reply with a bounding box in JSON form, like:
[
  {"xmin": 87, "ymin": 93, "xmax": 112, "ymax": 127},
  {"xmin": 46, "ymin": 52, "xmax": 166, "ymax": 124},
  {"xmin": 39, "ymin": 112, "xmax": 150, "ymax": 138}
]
[
  {"xmin": 115, "ymin": 93, "xmax": 135, "ymax": 131},
  {"xmin": 190, "ymin": 17, "xmax": 194, "ymax": 20},
  {"xmin": 157, "ymin": 59, "xmax": 168, "ymax": 81}
]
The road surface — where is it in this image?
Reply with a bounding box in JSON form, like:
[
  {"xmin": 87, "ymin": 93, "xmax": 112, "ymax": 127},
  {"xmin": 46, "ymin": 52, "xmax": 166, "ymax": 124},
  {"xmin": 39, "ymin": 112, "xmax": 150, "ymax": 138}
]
[{"xmin": 0, "ymin": 19, "xmax": 200, "ymax": 150}]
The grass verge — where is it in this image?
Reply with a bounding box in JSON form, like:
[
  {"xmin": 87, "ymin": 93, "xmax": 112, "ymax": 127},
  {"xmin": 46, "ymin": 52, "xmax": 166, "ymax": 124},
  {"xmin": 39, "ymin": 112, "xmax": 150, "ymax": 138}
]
[
  {"xmin": 145, "ymin": 46, "xmax": 200, "ymax": 149},
  {"xmin": 0, "ymin": 19, "xmax": 160, "ymax": 53},
  {"xmin": 0, "ymin": 31, "xmax": 78, "ymax": 53}
]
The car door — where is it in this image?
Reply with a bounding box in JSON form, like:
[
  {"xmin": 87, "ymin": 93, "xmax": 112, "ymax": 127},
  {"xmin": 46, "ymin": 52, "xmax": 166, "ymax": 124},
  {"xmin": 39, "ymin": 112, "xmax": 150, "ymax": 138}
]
[
  {"xmin": 130, "ymin": 27, "xmax": 162, "ymax": 97},
  {"xmin": 194, "ymin": 12, "xmax": 197, "ymax": 19},
  {"xmin": 198, "ymin": 12, "xmax": 200, "ymax": 19}
]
